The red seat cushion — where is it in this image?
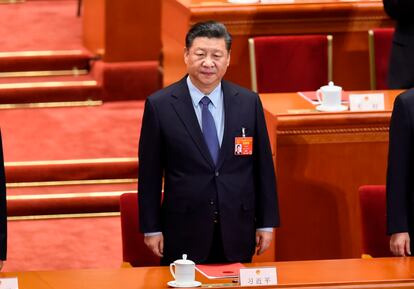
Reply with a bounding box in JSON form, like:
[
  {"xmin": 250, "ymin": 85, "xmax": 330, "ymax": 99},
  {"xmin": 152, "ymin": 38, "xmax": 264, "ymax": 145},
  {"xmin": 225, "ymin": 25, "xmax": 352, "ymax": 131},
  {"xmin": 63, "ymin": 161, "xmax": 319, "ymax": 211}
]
[
  {"xmin": 253, "ymin": 35, "xmax": 329, "ymax": 93},
  {"xmin": 359, "ymin": 185, "xmax": 392, "ymax": 257},
  {"xmin": 120, "ymin": 193, "xmax": 160, "ymax": 266}
]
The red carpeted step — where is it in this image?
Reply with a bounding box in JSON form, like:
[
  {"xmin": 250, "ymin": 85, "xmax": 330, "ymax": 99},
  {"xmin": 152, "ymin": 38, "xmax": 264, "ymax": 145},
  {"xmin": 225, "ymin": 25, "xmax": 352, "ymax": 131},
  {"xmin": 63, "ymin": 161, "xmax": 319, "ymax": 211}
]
[
  {"xmin": 6, "ymin": 158, "xmax": 138, "ymax": 183},
  {"xmin": 8, "ymin": 181, "xmax": 137, "ymax": 198},
  {"xmin": 0, "ymin": 50, "xmax": 93, "ymax": 75},
  {"xmin": 7, "ymin": 181, "xmax": 138, "ymax": 216},
  {"xmin": 0, "ymin": 74, "xmax": 102, "ymax": 103},
  {"xmin": 1, "ymin": 100, "xmax": 143, "ymax": 182},
  {"xmin": 8, "ymin": 191, "xmax": 121, "ymax": 216}
]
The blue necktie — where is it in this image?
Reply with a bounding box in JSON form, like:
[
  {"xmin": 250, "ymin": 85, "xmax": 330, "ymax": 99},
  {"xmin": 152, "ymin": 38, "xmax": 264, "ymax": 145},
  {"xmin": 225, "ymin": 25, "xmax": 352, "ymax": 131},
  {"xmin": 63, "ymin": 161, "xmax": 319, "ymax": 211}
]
[{"xmin": 200, "ymin": 96, "xmax": 220, "ymax": 165}]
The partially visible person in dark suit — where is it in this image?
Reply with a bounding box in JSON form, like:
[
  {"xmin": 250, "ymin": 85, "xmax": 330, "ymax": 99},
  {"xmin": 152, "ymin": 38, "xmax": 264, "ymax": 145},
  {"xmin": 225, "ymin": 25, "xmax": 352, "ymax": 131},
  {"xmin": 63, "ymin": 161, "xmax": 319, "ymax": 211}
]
[
  {"xmin": 138, "ymin": 21, "xmax": 280, "ymax": 265},
  {"xmin": 0, "ymin": 131, "xmax": 7, "ymax": 270},
  {"xmin": 387, "ymin": 88, "xmax": 414, "ymax": 256},
  {"xmin": 383, "ymin": 0, "xmax": 414, "ymax": 89}
]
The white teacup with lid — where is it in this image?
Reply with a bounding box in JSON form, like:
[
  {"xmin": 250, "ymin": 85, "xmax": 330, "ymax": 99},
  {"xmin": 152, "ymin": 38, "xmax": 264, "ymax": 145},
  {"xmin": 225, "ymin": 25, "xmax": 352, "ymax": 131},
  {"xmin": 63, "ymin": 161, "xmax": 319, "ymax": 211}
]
[
  {"xmin": 316, "ymin": 81, "xmax": 342, "ymax": 108},
  {"xmin": 169, "ymin": 254, "xmax": 196, "ymax": 287}
]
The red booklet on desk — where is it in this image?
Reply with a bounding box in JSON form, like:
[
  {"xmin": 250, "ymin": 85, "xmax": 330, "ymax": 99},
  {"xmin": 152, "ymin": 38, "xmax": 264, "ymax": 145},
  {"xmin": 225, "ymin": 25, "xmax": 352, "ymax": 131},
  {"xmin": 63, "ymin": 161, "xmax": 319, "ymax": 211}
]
[
  {"xmin": 298, "ymin": 91, "xmax": 349, "ymax": 105},
  {"xmin": 195, "ymin": 263, "xmax": 245, "ymax": 279}
]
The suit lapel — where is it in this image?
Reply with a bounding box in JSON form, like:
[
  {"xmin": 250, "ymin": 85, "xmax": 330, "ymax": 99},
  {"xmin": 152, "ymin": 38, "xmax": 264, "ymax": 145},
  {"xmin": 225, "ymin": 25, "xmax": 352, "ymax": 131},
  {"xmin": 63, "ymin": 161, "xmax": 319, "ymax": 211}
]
[
  {"xmin": 216, "ymin": 80, "xmax": 240, "ymax": 169},
  {"xmin": 170, "ymin": 78, "xmax": 216, "ymax": 167}
]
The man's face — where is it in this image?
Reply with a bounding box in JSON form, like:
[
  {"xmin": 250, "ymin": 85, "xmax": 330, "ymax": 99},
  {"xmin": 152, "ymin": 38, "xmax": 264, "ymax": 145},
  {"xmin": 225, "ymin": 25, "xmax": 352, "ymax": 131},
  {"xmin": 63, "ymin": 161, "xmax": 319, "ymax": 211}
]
[{"xmin": 184, "ymin": 37, "xmax": 230, "ymax": 94}]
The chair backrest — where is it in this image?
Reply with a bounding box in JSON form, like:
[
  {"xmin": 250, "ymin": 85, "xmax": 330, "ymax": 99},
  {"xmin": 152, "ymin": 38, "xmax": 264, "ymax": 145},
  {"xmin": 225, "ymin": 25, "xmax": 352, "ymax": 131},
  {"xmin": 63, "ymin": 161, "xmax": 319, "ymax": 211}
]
[
  {"xmin": 249, "ymin": 34, "xmax": 332, "ymax": 93},
  {"xmin": 358, "ymin": 185, "xmax": 392, "ymax": 257},
  {"xmin": 368, "ymin": 28, "xmax": 394, "ymax": 90},
  {"xmin": 119, "ymin": 193, "xmax": 160, "ymax": 266}
]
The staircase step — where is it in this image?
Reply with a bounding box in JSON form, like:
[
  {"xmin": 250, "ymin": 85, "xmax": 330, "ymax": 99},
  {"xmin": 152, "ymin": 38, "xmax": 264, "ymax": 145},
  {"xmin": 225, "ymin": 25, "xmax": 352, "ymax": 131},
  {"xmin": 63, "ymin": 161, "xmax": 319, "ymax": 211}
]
[
  {"xmin": 0, "ymin": 0, "xmax": 25, "ymax": 3},
  {"xmin": 5, "ymin": 157, "xmax": 138, "ymax": 183},
  {"xmin": 7, "ymin": 174, "xmax": 137, "ymax": 217},
  {"xmin": 0, "ymin": 75, "xmax": 102, "ymax": 104},
  {"xmin": 0, "ymin": 50, "xmax": 92, "ymax": 74},
  {"xmin": 0, "ymin": 69, "xmax": 88, "ymax": 78}
]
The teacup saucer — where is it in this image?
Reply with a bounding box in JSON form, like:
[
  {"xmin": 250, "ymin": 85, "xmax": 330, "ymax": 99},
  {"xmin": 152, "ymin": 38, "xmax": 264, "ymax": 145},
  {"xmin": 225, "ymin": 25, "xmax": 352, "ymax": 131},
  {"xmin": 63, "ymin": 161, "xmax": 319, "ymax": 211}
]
[
  {"xmin": 167, "ymin": 281, "xmax": 202, "ymax": 288},
  {"xmin": 316, "ymin": 104, "xmax": 348, "ymax": 112}
]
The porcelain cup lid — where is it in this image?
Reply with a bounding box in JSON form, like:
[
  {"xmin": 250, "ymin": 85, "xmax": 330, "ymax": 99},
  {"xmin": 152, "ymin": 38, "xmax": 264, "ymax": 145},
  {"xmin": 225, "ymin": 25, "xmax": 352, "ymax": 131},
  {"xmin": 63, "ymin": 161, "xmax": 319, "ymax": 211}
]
[
  {"xmin": 320, "ymin": 81, "xmax": 341, "ymax": 92},
  {"xmin": 174, "ymin": 254, "xmax": 194, "ymax": 265}
]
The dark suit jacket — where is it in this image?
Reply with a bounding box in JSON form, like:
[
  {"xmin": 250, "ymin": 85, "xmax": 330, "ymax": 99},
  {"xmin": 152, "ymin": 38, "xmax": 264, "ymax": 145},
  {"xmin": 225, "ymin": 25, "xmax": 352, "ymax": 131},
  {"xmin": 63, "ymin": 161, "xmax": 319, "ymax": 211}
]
[
  {"xmin": 383, "ymin": 0, "xmax": 414, "ymax": 88},
  {"xmin": 138, "ymin": 77, "xmax": 279, "ymax": 264},
  {"xmin": 0, "ymin": 131, "xmax": 7, "ymax": 261},
  {"xmin": 386, "ymin": 88, "xmax": 414, "ymax": 243}
]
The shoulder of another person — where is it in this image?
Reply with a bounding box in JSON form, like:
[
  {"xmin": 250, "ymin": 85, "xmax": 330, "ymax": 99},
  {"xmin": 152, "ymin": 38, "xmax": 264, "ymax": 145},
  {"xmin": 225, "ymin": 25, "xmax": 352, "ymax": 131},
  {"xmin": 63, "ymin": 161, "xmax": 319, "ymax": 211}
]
[{"xmin": 396, "ymin": 88, "xmax": 414, "ymax": 106}]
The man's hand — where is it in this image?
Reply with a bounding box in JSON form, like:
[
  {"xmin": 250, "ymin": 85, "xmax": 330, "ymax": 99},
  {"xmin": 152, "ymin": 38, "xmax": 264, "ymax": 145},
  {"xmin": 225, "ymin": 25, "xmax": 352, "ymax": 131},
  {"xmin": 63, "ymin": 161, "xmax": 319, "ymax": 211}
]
[
  {"xmin": 255, "ymin": 231, "xmax": 273, "ymax": 255},
  {"xmin": 390, "ymin": 232, "xmax": 411, "ymax": 256},
  {"xmin": 144, "ymin": 234, "xmax": 164, "ymax": 257}
]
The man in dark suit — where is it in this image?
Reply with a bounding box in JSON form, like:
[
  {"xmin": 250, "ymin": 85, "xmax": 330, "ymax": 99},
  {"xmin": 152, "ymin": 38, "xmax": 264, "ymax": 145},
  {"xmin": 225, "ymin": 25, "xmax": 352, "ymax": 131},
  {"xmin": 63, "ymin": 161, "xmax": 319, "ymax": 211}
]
[
  {"xmin": 387, "ymin": 88, "xmax": 414, "ymax": 256},
  {"xmin": 138, "ymin": 21, "xmax": 280, "ymax": 265},
  {"xmin": 0, "ymin": 131, "xmax": 7, "ymax": 270},
  {"xmin": 383, "ymin": 0, "xmax": 414, "ymax": 89}
]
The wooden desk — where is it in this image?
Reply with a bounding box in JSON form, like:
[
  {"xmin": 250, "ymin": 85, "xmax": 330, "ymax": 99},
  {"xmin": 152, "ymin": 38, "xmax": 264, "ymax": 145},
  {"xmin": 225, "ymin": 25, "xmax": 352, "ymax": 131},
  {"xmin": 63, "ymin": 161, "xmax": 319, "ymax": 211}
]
[
  {"xmin": 2, "ymin": 257, "xmax": 414, "ymax": 288},
  {"xmin": 162, "ymin": 0, "xmax": 393, "ymax": 90},
  {"xmin": 261, "ymin": 90, "xmax": 402, "ymax": 261}
]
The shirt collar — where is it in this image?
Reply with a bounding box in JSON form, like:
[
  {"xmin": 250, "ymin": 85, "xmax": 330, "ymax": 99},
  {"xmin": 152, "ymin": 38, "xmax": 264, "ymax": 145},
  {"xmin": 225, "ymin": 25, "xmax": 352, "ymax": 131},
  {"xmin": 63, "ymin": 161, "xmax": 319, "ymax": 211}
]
[{"xmin": 187, "ymin": 76, "xmax": 222, "ymax": 108}]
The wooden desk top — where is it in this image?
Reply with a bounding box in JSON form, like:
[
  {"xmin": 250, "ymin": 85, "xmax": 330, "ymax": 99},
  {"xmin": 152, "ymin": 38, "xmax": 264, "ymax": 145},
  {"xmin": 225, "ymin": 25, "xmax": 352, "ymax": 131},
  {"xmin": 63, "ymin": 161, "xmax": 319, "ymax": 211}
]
[
  {"xmin": 171, "ymin": 0, "xmax": 388, "ymax": 24},
  {"xmin": 166, "ymin": 0, "xmax": 388, "ymax": 30},
  {"xmin": 177, "ymin": 0, "xmax": 383, "ymax": 8},
  {"xmin": 261, "ymin": 90, "xmax": 403, "ymax": 117},
  {"xmin": 2, "ymin": 258, "xmax": 414, "ymax": 289},
  {"xmin": 261, "ymin": 90, "xmax": 404, "ymax": 131}
]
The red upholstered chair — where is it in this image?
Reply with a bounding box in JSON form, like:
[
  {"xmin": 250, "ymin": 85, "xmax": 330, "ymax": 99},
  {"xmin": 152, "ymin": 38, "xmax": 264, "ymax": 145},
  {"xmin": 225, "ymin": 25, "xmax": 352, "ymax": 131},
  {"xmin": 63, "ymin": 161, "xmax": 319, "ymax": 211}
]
[
  {"xmin": 368, "ymin": 28, "xmax": 394, "ymax": 90},
  {"xmin": 248, "ymin": 34, "xmax": 333, "ymax": 93},
  {"xmin": 358, "ymin": 185, "xmax": 393, "ymax": 257},
  {"xmin": 119, "ymin": 193, "xmax": 160, "ymax": 266}
]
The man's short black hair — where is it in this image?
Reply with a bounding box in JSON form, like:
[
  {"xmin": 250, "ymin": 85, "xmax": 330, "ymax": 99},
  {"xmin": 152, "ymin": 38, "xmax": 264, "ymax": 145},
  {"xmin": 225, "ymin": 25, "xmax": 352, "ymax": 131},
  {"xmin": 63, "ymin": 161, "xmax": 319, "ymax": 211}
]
[{"xmin": 185, "ymin": 21, "xmax": 232, "ymax": 52}]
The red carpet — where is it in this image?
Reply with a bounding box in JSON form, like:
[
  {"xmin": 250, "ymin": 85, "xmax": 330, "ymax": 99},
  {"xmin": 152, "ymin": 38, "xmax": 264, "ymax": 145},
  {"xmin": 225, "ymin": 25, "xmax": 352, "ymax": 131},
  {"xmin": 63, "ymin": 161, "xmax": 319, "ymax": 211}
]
[
  {"xmin": 7, "ymin": 182, "xmax": 137, "ymax": 216},
  {"xmin": 0, "ymin": 1, "xmax": 101, "ymax": 104},
  {"xmin": 3, "ymin": 216, "xmax": 122, "ymax": 272},
  {"xmin": 4, "ymin": 181, "xmax": 138, "ymax": 272},
  {"xmin": 1, "ymin": 101, "xmax": 143, "ymax": 270},
  {"xmin": 1, "ymin": 101, "xmax": 143, "ymax": 163},
  {"xmin": 0, "ymin": 0, "xmax": 161, "ymax": 103},
  {"xmin": 0, "ymin": 1, "xmax": 83, "ymax": 52},
  {"xmin": 1, "ymin": 100, "xmax": 144, "ymax": 184},
  {"xmin": 0, "ymin": 0, "xmax": 156, "ymax": 271}
]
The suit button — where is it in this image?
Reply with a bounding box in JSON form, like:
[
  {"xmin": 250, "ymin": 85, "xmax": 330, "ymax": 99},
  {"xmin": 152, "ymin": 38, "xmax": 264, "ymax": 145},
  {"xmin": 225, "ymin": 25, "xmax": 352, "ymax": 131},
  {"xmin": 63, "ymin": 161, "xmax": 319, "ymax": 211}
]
[
  {"xmin": 213, "ymin": 211, "xmax": 219, "ymax": 223},
  {"xmin": 215, "ymin": 171, "xmax": 219, "ymax": 177},
  {"xmin": 210, "ymin": 200, "xmax": 214, "ymax": 205}
]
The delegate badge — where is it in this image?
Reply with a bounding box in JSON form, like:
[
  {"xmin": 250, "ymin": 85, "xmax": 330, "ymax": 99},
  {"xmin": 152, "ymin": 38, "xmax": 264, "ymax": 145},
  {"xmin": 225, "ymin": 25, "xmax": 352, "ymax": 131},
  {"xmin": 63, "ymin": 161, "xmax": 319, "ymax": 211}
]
[{"xmin": 234, "ymin": 136, "xmax": 253, "ymax": 155}]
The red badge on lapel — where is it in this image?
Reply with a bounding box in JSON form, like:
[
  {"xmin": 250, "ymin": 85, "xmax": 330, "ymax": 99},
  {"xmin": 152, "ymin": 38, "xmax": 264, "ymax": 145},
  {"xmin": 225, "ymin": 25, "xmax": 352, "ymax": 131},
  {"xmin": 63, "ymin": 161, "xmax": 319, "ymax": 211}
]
[{"xmin": 234, "ymin": 137, "xmax": 253, "ymax": 155}]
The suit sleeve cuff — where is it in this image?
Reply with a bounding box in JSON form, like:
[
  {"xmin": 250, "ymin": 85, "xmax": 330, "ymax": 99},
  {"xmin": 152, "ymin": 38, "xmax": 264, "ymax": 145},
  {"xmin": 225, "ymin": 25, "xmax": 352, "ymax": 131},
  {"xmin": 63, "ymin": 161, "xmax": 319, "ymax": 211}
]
[
  {"xmin": 144, "ymin": 231, "xmax": 162, "ymax": 237},
  {"xmin": 256, "ymin": 227, "xmax": 273, "ymax": 232}
]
